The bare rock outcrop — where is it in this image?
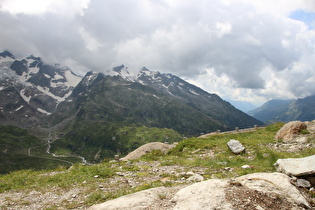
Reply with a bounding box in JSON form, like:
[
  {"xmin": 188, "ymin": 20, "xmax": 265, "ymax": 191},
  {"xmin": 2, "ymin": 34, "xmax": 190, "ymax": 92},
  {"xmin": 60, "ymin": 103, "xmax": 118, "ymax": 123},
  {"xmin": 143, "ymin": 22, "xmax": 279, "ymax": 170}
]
[
  {"xmin": 275, "ymin": 121, "xmax": 307, "ymax": 142},
  {"xmin": 274, "ymin": 155, "xmax": 315, "ymax": 177},
  {"xmin": 88, "ymin": 172, "xmax": 311, "ymax": 210},
  {"xmin": 120, "ymin": 142, "xmax": 176, "ymax": 161},
  {"xmin": 305, "ymin": 120, "xmax": 315, "ymax": 132},
  {"xmin": 89, "ymin": 187, "xmax": 168, "ymax": 210}
]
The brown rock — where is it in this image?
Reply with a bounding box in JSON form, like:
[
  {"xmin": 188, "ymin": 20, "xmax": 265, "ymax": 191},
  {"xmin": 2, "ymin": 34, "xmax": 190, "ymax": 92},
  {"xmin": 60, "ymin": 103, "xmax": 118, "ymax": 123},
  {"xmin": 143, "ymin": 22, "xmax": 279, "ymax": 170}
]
[
  {"xmin": 120, "ymin": 142, "xmax": 176, "ymax": 161},
  {"xmin": 275, "ymin": 121, "xmax": 307, "ymax": 142}
]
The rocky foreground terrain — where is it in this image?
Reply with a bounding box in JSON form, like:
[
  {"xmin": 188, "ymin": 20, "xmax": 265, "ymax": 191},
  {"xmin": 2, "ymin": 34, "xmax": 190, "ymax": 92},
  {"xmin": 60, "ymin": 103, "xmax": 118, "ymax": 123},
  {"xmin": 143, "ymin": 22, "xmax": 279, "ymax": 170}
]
[{"xmin": 0, "ymin": 121, "xmax": 315, "ymax": 209}]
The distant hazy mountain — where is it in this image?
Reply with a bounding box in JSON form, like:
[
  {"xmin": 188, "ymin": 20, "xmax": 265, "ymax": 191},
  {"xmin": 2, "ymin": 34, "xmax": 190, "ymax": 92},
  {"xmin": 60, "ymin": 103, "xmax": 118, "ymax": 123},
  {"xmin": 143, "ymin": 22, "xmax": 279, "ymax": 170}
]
[
  {"xmin": 226, "ymin": 100, "xmax": 257, "ymax": 113},
  {"xmin": 0, "ymin": 51, "xmax": 263, "ymax": 161},
  {"xmin": 248, "ymin": 96, "xmax": 315, "ymax": 123}
]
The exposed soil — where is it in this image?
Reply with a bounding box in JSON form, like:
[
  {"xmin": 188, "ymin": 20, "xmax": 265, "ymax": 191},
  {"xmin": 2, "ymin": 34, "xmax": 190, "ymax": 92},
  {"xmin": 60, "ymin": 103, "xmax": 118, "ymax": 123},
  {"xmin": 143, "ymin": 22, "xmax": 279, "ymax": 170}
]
[{"xmin": 225, "ymin": 185, "xmax": 300, "ymax": 210}]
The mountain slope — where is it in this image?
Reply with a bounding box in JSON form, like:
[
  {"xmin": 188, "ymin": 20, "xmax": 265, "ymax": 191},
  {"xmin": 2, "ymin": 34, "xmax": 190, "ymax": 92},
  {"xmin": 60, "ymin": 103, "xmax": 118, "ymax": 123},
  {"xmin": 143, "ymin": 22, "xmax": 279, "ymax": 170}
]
[
  {"xmin": 0, "ymin": 125, "xmax": 43, "ymax": 173},
  {"xmin": 48, "ymin": 68, "xmax": 262, "ymax": 161},
  {"xmin": 0, "ymin": 51, "xmax": 81, "ymax": 128},
  {"xmin": 1, "ymin": 51, "xmax": 263, "ymax": 162},
  {"xmin": 136, "ymin": 68, "xmax": 261, "ymax": 130},
  {"xmin": 248, "ymin": 96, "xmax": 315, "ymax": 123}
]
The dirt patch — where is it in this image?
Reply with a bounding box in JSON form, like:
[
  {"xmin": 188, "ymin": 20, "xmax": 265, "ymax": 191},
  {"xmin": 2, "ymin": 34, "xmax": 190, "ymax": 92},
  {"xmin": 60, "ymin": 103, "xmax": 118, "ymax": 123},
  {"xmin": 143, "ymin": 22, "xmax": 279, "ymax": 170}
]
[{"xmin": 225, "ymin": 184, "xmax": 298, "ymax": 210}]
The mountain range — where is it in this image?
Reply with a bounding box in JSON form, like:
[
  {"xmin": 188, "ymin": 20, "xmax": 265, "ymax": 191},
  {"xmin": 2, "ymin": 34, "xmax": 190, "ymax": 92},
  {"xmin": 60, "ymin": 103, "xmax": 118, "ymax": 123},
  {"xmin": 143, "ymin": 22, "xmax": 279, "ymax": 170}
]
[
  {"xmin": 0, "ymin": 51, "xmax": 262, "ymax": 162},
  {"xmin": 248, "ymin": 96, "xmax": 315, "ymax": 124},
  {"xmin": 226, "ymin": 99, "xmax": 257, "ymax": 113}
]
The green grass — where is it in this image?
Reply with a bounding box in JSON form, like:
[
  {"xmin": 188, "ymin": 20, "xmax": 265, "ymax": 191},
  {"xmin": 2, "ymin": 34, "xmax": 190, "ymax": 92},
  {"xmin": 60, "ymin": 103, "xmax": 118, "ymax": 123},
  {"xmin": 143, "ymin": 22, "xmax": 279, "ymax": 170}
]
[
  {"xmin": 51, "ymin": 124, "xmax": 183, "ymax": 162},
  {"xmin": 1, "ymin": 122, "xmax": 314, "ymax": 208},
  {"xmin": 140, "ymin": 122, "xmax": 314, "ymax": 178},
  {"xmin": 0, "ymin": 162, "xmax": 116, "ymax": 193}
]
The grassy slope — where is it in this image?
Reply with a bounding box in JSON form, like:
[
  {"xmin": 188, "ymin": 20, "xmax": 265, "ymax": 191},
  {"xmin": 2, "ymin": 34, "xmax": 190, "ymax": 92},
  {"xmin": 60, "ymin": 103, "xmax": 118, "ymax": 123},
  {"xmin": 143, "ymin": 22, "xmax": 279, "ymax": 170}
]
[
  {"xmin": 1, "ymin": 123, "xmax": 314, "ymax": 208},
  {"xmin": 0, "ymin": 126, "xmax": 47, "ymax": 173},
  {"xmin": 50, "ymin": 125, "xmax": 183, "ymax": 162},
  {"xmin": 0, "ymin": 126, "xmax": 82, "ymax": 173}
]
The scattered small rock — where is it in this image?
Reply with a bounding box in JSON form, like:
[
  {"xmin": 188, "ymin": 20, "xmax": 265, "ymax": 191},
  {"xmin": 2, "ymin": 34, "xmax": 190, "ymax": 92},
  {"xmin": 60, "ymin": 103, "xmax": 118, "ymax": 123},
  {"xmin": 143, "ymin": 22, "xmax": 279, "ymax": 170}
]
[
  {"xmin": 224, "ymin": 167, "xmax": 232, "ymax": 171},
  {"xmin": 186, "ymin": 171, "xmax": 194, "ymax": 176},
  {"xmin": 187, "ymin": 174, "xmax": 204, "ymax": 182},
  {"xmin": 241, "ymin": 165, "xmax": 252, "ymax": 169},
  {"xmin": 116, "ymin": 172, "xmax": 125, "ymax": 176},
  {"xmin": 160, "ymin": 177, "xmax": 171, "ymax": 183},
  {"xmin": 296, "ymin": 179, "xmax": 311, "ymax": 188}
]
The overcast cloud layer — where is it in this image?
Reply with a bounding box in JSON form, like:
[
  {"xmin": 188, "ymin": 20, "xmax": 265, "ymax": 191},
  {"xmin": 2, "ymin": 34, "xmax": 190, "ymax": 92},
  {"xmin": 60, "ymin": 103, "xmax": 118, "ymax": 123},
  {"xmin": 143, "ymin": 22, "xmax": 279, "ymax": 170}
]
[{"xmin": 1, "ymin": 0, "xmax": 315, "ymax": 105}]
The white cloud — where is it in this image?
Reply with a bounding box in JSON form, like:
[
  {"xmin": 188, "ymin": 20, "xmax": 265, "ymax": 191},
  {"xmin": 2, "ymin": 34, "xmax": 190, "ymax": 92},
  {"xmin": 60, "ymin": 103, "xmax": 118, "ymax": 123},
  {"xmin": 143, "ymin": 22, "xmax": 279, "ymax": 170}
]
[
  {"xmin": 0, "ymin": 0, "xmax": 315, "ymax": 105},
  {"xmin": 79, "ymin": 27, "xmax": 102, "ymax": 51},
  {"xmin": 215, "ymin": 22, "xmax": 232, "ymax": 38},
  {"xmin": 0, "ymin": 0, "xmax": 90, "ymax": 16}
]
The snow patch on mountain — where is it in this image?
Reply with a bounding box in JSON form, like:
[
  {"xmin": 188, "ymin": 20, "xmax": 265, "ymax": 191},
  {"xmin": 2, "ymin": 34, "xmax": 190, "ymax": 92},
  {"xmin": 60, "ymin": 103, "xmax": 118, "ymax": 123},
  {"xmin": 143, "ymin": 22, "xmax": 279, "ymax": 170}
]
[
  {"xmin": 189, "ymin": 89, "xmax": 200, "ymax": 95},
  {"xmin": 83, "ymin": 72, "xmax": 98, "ymax": 86},
  {"xmin": 0, "ymin": 56, "xmax": 15, "ymax": 63},
  {"xmin": 36, "ymin": 86, "xmax": 64, "ymax": 104},
  {"xmin": 15, "ymin": 105, "xmax": 24, "ymax": 112},
  {"xmin": 112, "ymin": 65, "xmax": 137, "ymax": 81},
  {"xmin": 64, "ymin": 69, "xmax": 82, "ymax": 87},
  {"xmin": 20, "ymin": 89, "xmax": 31, "ymax": 104},
  {"xmin": 37, "ymin": 108, "xmax": 51, "ymax": 115},
  {"xmin": 1, "ymin": 51, "xmax": 83, "ymax": 113}
]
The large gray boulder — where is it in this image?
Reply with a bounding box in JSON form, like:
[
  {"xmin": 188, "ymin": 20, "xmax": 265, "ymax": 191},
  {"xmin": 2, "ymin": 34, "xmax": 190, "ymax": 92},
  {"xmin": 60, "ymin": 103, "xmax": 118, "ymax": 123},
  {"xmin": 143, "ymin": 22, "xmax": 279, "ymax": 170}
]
[
  {"xmin": 227, "ymin": 139, "xmax": 245, "ymax": 154},
  {"xmin": 275, "ymin": 121, "xmax": 307, "ymax": 142},
  {"xmin": 274, "ymin": 155, "xmax": 315, "ymax": 176}
]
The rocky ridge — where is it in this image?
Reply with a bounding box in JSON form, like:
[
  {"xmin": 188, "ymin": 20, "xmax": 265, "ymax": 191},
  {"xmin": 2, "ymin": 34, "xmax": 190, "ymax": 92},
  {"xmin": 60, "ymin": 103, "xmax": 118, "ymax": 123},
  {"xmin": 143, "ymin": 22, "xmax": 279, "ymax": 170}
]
[{"xmin": 0, "ymin": 50, "xmax": 82, "ymax": 128}]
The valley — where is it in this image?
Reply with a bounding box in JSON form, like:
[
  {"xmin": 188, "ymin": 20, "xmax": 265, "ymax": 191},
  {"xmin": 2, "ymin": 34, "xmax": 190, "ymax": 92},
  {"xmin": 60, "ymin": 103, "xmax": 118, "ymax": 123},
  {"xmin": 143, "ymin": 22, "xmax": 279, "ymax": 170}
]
[{"xmin": 0, "ymin": 51, "xmax": 263, "ymax": 171}]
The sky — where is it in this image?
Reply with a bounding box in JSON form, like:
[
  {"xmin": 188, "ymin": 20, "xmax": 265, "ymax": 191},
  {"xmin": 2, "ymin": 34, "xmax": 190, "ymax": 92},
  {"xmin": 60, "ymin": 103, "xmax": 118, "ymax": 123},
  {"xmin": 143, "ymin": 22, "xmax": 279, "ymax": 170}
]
[{"xmin": 0, "ymin": 0, "xmax": 315, "ymax": 106}]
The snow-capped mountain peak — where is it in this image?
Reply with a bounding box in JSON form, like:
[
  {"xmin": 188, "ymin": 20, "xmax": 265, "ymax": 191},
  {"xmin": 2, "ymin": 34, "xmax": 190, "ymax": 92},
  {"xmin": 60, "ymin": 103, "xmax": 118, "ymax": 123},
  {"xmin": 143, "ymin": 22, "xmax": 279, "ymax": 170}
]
[
  {"xmin": 112, "ymin": 64, "xmax": 137, "ymax": 81},
  {"xmin": 82, "ymin": 71, "xmax": 101, "ymax": 86},
  {"xmin": 0, "ymin": 51, "xmax": 82, "ymax": 120}
]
